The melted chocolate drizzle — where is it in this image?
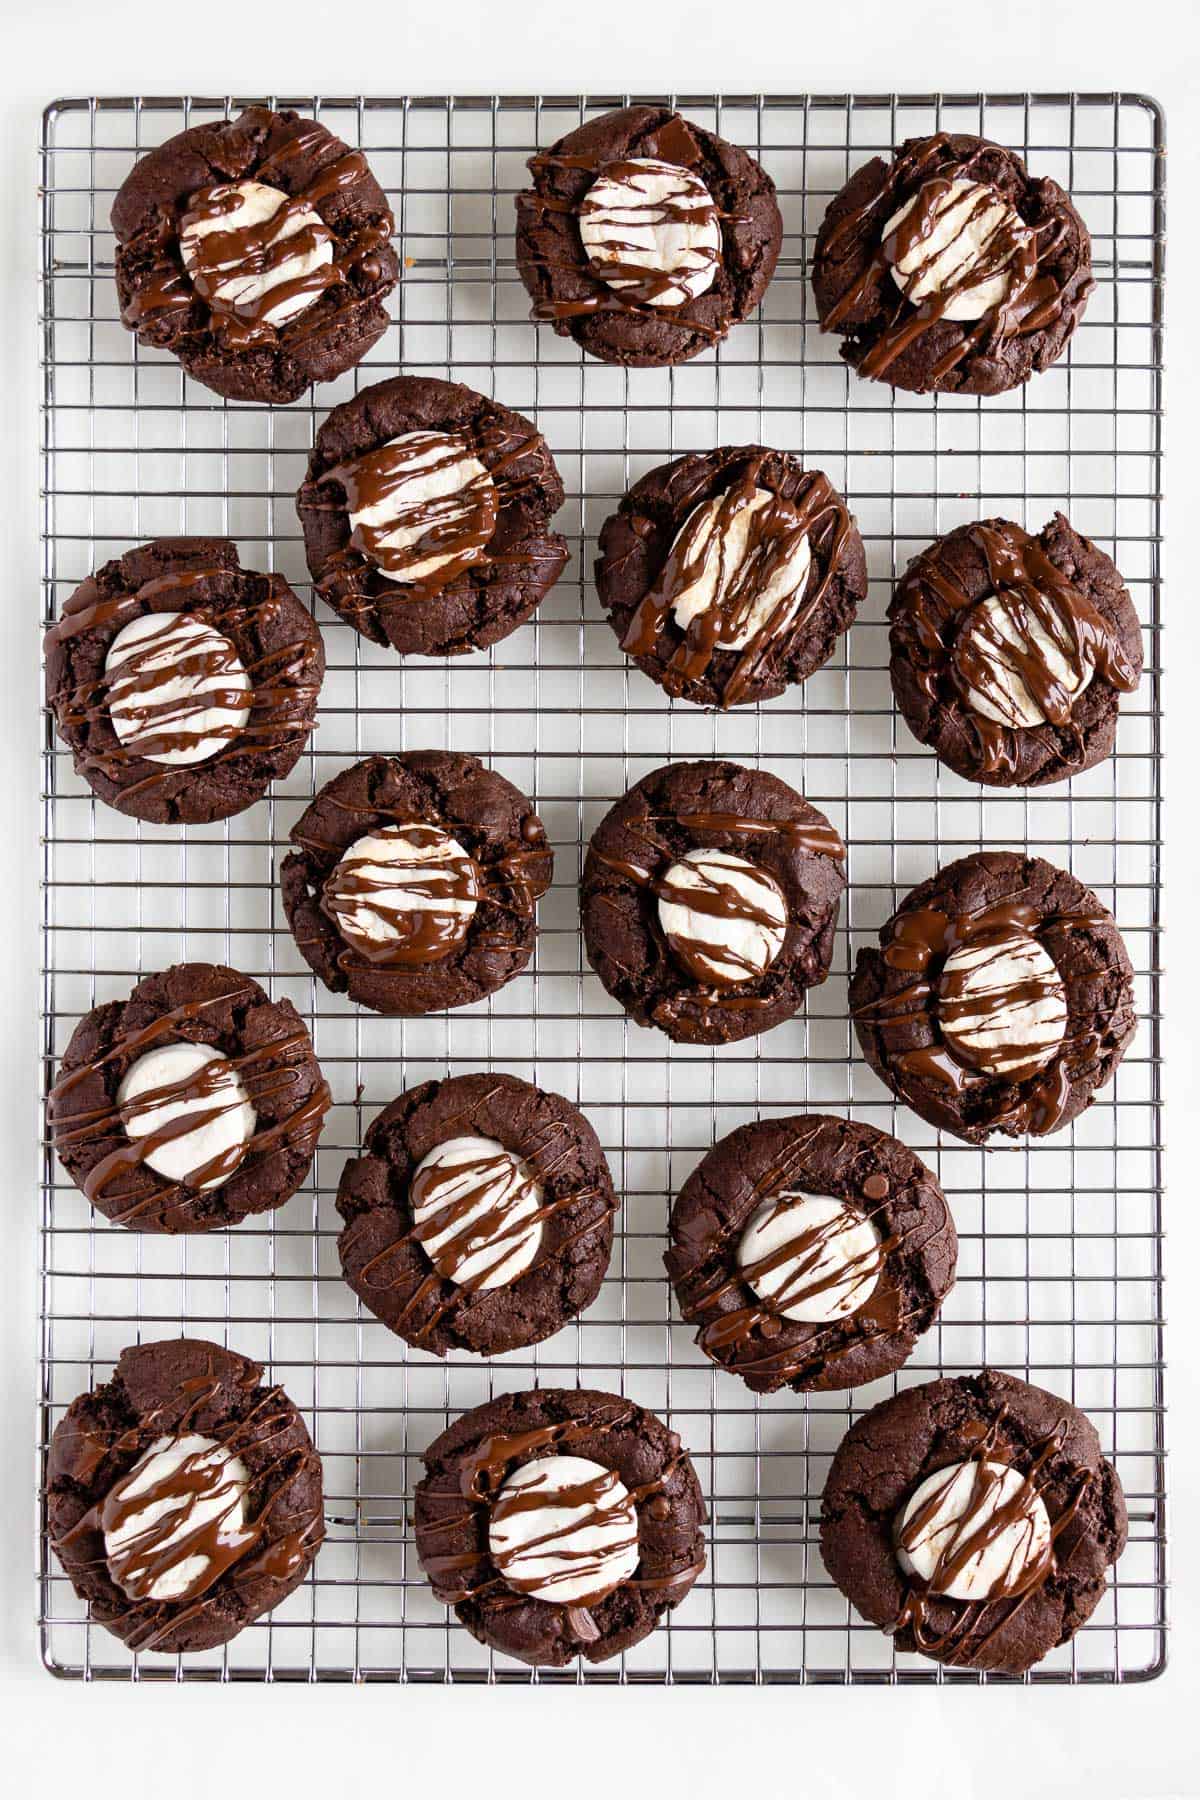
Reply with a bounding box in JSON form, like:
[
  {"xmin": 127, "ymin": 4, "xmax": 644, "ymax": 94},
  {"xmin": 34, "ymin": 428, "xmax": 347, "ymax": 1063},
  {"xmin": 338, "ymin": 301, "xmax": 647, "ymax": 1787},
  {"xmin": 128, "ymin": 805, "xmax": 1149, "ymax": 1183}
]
[
  {"xmin": 622, "ymin": 459, "xmax": 855, "ymax": 706},
  {"xmin": 125, "ymin": 139, "xmax": 393, "ymax": 348},
  {"xmin": 575, "ymin": 158, "xmax": 719, "ymax": 307},
  {"xmin": 320, "ymin": 820, "xmax": 483, "ymax": 970},
  {"xmin": 820, "ymin": 135, "xmax": 1093, "ymax": 383},
  {"xmin": 890, "ymin": 1406, "xmax": 1092, "ymax": 1663}
]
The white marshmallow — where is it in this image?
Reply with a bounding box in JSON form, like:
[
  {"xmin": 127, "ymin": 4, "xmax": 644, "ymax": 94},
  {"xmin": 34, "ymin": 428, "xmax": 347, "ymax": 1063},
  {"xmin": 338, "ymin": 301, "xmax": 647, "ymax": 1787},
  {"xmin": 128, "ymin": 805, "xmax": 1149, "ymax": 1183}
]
[
  {"xmin": 939, "ymin": 931, "xmax": 1068, "ymax": 1079},
  {"xmin": 347, "ymin": 431, "xmax": 496, "ymax": 586},
  {"xmin": 737, "ymin": 1192, "xmax": 883, "ymax": 1324},
  {"xmin": 896, "ymin": 1458, "xmax": 1052, "ymax": 1602},
  {"xmin": 884, "ymin": 177, "xmax": 1023, "ymax": 322},
  {"xmin": 411, "ymin": 1134, "xmax": 543, "ymax": 1290},
  {"xmin": 179, "ymin": 179, "xmax": 334, "ymax": 327},
  {"xmin": 105, "ymin": 612, "xmax": 251, "ymax": 768},
  {"xmin": 957, "ymin": 592, "xmax": 1094, "ymax": 728},
  {"xmin": 579, "ymin": 158, "xmax": 721, "ymax": 308},
  {"xmin": 116, "ymin": 1041, "xmax": 256, "ymax": 1191},
  {"xmin": 488, "ymin": 1454, "xmax": 640, "ymax": 1605},
  {"xmin": 326, "ymin": 823, "xmax": 480, "ymax": 959},
  {"xmin": 104, "ymin": 1433, "xmax": 251, "ymax": 1602},
  {"xmin": 658, "ymin": 848, "xmax": 787, "ymax": 986},
  {"xmin": 668, "ymin": 488, "xmax": 813, "ymax": 651}
]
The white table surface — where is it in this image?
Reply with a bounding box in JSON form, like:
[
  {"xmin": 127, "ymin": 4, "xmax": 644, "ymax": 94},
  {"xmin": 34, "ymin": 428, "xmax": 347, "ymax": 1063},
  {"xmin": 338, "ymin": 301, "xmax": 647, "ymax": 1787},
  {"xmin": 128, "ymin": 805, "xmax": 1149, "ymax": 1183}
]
[{"xmin": 2, "ymin": 2, "xmax": 1194, "ymax": 1792}]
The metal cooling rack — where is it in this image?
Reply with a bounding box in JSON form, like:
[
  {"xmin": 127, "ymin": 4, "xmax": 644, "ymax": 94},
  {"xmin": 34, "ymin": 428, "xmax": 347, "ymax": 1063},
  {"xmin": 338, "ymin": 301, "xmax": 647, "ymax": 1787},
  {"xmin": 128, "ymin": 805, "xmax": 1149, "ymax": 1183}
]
[{"xmin": 37, "ymin": 92, "xmax": 1166, "ymax": 1684}]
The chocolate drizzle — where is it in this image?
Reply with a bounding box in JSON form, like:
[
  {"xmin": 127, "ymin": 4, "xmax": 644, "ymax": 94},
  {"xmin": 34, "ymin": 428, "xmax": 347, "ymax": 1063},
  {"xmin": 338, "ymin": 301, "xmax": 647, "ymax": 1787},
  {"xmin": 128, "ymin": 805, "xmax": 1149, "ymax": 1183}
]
[
  {"xmin": 49, "ymin": 987, "xmax": 331, "ymax": 1227},
  {"xmin": 890, "ymin": 1408, "xmax": 1092, "ymax": 1663},
  {"xmin": 320, "ymin": 820, "xmax": 483, "ymax": 970},
  {"xmin": 488, "ymin": 1459, "xmax": 639, "ymax": 1607},
  {"xmin": 621, "ymin": 459, "xmax": 855, "ymax": 707},
  {"xmin": 127, "ymin": 142, "xmax": 393, "ymax": 348},
  {"xmin": 576, "ymin": 157, "xmax": 720, "ymax": 307},
  {"xmin": 893, "ymin": 519, "xmax": 1139, "ymax": 775},
  {"xmin": 819, "ymin": 135, "xmax": 1093, "ymax": 385}
]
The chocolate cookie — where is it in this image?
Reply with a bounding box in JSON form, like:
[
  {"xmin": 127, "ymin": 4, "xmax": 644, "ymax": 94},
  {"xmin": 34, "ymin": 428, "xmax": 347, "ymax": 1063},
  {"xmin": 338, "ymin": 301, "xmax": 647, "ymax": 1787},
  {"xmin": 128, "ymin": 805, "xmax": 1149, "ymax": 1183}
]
[
  {"xmin": 812, "ymin": 133, "xmax": 1093, "ymax": 396},
  {"xmin": 516, "ymin": 106, "xmax": 782, "ymax": 368},
  {"xmin": 666, "ymin": 1114, "xmax": 956, "ymax": 1394},
  {"xmin": 296, "ymin": 376, "xmax": 569, "ymax": 657},
  {"xmin": 889, "ymin": 513, "xmax": 1142, "ymax": 787},
  {"xmin": 48, "ymin": 962, "xmax": 330, "ymax": 1233},
  {"xmin": 596, "ymin": 446, "xmax": 868, "ymax": 709},
  {"xmin": 112, "ymin": 107, "xmax": 398, "ymax": 405},
  {"xmin": 44, "ymin": 537, "xmax": 325, "ymax": 826},
  {"xmin": 280, "ymin": 751, "xmax": 552, "ymax": 1016},
  {"xmin": 581, "ymin": 759, "xmax": 845, "ymax": 1046},
  {"xmin": 413, "ymin": 1387, "xmax": 705, "ymax": 1666},
  {"xmin": 850, "ymin": 852, "xmax": 1137, "ymax": 1143},
  {"xmin": 820, "ymin": 1369, "xmax": 1128, "ymax": 1674},
  {"xmin": 337, "ymin": 1074, "xmax": 617, "ymax": 1356},
  {"xmin": 47, "ymin": 1338, "xmax": 324, "ymax": 1655}
]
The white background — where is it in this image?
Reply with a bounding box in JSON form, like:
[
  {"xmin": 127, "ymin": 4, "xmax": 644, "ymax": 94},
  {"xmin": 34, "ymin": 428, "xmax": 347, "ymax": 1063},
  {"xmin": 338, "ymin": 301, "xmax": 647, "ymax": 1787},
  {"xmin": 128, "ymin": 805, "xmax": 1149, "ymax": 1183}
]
[{"xmin": 0, "ymin": 2, "xmax": 1195, "ymax": 1794}]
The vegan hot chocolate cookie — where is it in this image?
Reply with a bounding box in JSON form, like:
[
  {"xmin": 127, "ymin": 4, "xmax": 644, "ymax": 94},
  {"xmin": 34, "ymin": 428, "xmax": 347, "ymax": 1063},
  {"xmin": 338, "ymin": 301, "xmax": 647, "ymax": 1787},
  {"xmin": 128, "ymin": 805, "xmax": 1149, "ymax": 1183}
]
[
  {"xmin": 581, "ymin": 759, "xmax": 845, "ymax": 1046},
  {"xmin": 279, "ymin": 751, "xmax": 552, "ymax": 1016},
  {"xmin": 888, "ymin": 513, "xmax": 1142, "ymax": 787},
  {"xmin": 46, "ymin": 1337, "xmax": 325, "ymax": 1655},
  {"xmin": 48, "ymin": 961, "xmax": 330, "ymax": 1233},
  {"xmin": 516, "ymin": 106, "xmax": 782, "ymax": 367},
  {"xmin": 812, "ymin": 133, "xmax": 1093, "ymax": 396},
  {"xmin": 820, "ymin": 1369, "xmax": 1128, "ymax": 1674},
  {"xmin": 296, "ymin": 375, "xmax": 568, "ymax": 657},
  {"xmin": 44, "ymin": 536, "xmax": 324, "ymax": 826},
  {"xmin": 413, "ymin": 1386, "xmax": 705, "ymax": 1666},
  {"xmin": 112, "ymin": 107, "xmax": 398, "ymax": 404},
  {"xmin": 337, "ymin": 1073, "xmax": 617, "ymax": 1356},
  {"xmin": 666, "ymin": 1113, "xmax": 956, "ymax": 1395},
  {"xmin": 596, "ymin": 446, "xmax": 867, "ymax": 709},
  {"xmin": 850, "ymin": 851, "xmax": 1137, "ymax": 1143}
]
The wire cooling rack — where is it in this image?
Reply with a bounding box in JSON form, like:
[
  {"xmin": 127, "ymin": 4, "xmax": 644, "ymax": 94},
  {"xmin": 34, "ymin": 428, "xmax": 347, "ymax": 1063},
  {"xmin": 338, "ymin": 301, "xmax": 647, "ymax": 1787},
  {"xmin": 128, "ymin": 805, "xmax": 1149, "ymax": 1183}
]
[{"xmin": 37, "ymin": 92, "xmax": 1165, "ymax": 1684}]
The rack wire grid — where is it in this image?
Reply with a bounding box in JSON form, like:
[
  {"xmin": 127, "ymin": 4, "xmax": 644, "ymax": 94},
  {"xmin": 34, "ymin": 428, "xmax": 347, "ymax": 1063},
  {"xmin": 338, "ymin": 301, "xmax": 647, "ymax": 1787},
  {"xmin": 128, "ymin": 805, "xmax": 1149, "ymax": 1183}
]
[{"xmin": 37, "ymin": 91, "xmax": 1166, "ymax": 1685}]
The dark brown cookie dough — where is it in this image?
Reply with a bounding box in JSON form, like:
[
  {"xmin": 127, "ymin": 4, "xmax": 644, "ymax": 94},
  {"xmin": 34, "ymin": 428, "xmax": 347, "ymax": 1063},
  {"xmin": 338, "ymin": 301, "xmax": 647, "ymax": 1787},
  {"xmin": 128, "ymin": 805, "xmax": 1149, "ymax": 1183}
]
[
  {"xmin": 666, "ymin": 1113, "xmax": 956, "ymax": 1394},
  {"xmin": 47, "ymin": 1338, "xmax": 325, "ymax": 1655},
  {"xmin": 280, "ymin": 751, "xmax": 552, "ymax": 1016},
  {"xmin": 49, "ymin": 962, "xmax": 330, "ymax": 1233},
  {"xmin": 889, "ymin": 513, "xmax": 1142, "ymax": 788},
  {"xmin": 296, "ymin": 375, "xmax": 568, "ymax": 657},
  {"xmin": 820, "ymin": 1369, "xmax": 1128, "ymax": 1674},
  {"xmin": 413, "ymin": 1386, "xmax": 705, "ymax": 1666},
  {"xmin": 596, "ymin": 446, "xmax": 868, "ymax": 709},
  {"xmin": 112, "ymin": 107, "xmax": 398, "ymax": 405},
  {"xmin": 812, "ymin": 134, "xmax": 1093, "ymax": 396},
  {"xmin": 516, "ymin": 106, "xmax": 782, "ymax": 367},
  {"xmin": 581, "ymin": 759, "xmax": 845, "ymax": 1046},
  {"xmin": 850, "ymin": 851, "xmax": 1137, "ymax": 1144},
  {"xmin": 337, "ymin": 1073, "xmax": 617, "ymax": 1356},
  {"xmin": 44, "ymin": 537, "xmax": 325, "ymax": 826}
]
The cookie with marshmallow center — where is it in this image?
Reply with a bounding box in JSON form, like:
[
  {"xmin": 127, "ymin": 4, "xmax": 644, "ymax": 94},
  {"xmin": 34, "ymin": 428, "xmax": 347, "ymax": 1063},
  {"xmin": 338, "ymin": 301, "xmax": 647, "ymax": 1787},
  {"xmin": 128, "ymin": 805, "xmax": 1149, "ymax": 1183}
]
[
  {"xmin": 596, "ymin": 444, "xmax": 867, "ymax": 708},
  {"xmin": 850, "ymin": 850, "xmax": 1137, "ymax": 1143},
  {"xmin": 413, "ymin": 1386, "xmax": 705, "ymax": 1666},
  {"xmin": 111, "ymin": 106, "xmax": 398, "ymax": 405},
  {"xmin": 820, "ymin": 1369, "xmax": 1128, "ymax": 1675},
  {"xmin": 666, "ymin": 1113, "xmax": 957, "ymax": 1394},
  {"xmin": 812, "ymin": 132, "xmax": 1093, "ymax": 396},
  {"xmin": 46, "ymin": 1337, "xmax": 324, "ymax": 1655},
  {"xmin": 337, "ymin": 1072, "xmax": 617, "ymax": 1356},
  {"xmin": 49, "ymin": 960, "xmax": 330, "ymax": 1233},
  {"xmin": 44, "ymin": 536, "xmax": 325, "ymax": 826},
  {"xmin": 581, "ymin": 758, "xmax": 846, "ymax": 1046},
  {"xmin": 888, "ymin": 512, "xmax": 1142, "ymax": 788},
  {"xmin": 516, "ymin": 105, "xmax": 782, "ymax": 367},
  {"xmin": 297, "ymin": 375, "xmax": 569, "ymax": 658}
]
